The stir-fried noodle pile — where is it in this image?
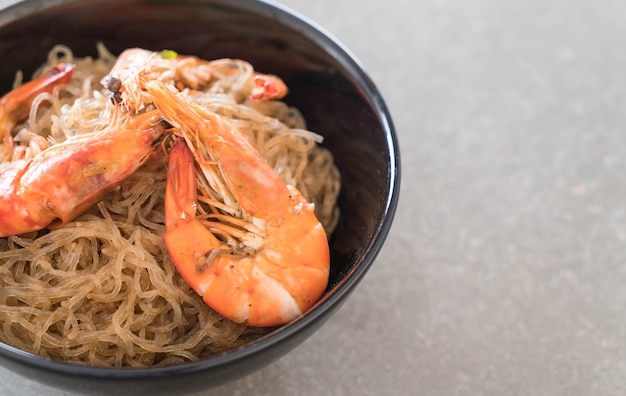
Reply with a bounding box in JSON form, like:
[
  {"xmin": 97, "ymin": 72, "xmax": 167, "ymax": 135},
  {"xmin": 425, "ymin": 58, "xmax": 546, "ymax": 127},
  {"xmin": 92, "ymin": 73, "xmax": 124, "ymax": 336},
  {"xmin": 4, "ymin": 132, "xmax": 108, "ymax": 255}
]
[{"xmin": 0, "ymin": 44, "xmax": 340, "ymax": 367}]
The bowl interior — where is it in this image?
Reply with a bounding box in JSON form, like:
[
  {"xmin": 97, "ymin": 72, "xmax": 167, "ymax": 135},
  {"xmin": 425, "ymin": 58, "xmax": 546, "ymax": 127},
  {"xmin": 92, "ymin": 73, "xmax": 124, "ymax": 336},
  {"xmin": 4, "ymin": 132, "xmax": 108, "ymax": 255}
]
[{"xmin": 0, "ymin": 0, "xmax": 399, "ymax": 391}]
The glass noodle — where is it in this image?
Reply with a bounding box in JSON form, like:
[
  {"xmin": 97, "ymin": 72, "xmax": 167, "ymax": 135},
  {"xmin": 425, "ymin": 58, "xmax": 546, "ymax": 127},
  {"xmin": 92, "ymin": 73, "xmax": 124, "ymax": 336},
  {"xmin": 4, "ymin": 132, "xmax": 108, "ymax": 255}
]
[{"xmin": 0, "ymin": 44, "xmax": 340, "ymax": 367}]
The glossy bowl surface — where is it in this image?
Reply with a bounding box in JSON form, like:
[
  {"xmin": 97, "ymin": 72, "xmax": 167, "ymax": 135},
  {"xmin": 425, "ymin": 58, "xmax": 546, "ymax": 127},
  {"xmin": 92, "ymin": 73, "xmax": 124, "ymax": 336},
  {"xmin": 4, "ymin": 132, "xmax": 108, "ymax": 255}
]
[{"xmin": 0, "ymin": 0, "xmax": 400, "ymax": 393}]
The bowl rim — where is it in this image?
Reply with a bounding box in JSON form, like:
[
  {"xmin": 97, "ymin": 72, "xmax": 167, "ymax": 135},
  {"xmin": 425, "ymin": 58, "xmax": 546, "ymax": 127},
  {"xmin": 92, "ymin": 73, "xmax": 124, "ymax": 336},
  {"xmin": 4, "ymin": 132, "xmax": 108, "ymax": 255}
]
[{"xmin": 0, "ymin": 0, "xmax": 401, "ymax": 379}]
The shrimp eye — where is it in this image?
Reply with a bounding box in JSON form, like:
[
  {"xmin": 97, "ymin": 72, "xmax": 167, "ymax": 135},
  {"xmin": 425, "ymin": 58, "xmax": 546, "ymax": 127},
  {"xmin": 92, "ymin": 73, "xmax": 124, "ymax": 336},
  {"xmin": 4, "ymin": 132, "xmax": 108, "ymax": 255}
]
[
  {"xmin": 105, "ymin": 75, "xmax": 122, "ymax": 93},
  {"xmin": 110, "ymin": 92, "xmax": 123, "ymax": 105}
]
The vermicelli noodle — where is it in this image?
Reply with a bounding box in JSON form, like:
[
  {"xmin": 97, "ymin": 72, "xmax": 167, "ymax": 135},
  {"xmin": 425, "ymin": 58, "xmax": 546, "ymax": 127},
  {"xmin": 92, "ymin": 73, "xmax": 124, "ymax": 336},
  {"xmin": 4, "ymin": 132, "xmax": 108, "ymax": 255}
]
[{"xmin": 0, "ymin": 45, "xmax": 340, "ymax": 367}]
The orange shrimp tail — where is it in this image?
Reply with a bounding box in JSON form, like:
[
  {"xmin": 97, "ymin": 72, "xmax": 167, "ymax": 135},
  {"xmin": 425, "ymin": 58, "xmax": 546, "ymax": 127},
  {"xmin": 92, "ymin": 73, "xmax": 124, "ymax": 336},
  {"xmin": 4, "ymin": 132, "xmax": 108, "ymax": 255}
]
[{"xmin": 249, "ymin": 73, "xmax": 288, "ymax": 101}]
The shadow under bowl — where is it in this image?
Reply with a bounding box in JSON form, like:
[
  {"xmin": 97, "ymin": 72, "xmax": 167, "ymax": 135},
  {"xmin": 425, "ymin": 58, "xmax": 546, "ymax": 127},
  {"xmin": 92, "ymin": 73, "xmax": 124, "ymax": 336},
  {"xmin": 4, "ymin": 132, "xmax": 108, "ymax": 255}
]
[{"xmin": 0, "ymin": 0, "xmax": 400, "ymax": 394}]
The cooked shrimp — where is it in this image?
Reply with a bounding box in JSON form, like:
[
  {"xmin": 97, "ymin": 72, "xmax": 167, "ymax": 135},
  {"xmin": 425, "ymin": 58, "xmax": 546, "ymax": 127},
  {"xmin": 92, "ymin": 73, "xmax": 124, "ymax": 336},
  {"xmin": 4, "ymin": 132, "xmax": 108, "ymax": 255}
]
[
  {"xmin": 102, "ymin": 48, "xmax": 288, "ymax": 112},
  {"xmin": 0, "ymin": 110, "xmax": 167, "ymax": 237},
  {"xmin": 147, "ymin": 81, "xmax": 329, "ymax": 327},
  {"xmin": 0, "ymin": 63, "xmax": 75, "ymax": 162}
]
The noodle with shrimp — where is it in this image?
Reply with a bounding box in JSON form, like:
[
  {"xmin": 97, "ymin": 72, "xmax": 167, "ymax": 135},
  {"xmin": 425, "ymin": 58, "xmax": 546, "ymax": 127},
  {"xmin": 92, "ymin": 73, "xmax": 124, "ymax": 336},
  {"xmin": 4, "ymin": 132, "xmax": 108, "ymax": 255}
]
[{"xmin": 0, "ymin": 44, "xmax": 340, "ymax": 367}]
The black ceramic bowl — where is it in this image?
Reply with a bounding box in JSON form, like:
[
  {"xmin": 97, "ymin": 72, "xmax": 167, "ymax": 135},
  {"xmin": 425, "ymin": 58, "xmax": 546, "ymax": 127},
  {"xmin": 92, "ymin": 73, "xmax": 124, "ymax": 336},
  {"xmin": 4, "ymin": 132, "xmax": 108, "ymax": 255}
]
[{"xmin": 0, "ymin": 0, "xmax": 400, "ymax": 394}]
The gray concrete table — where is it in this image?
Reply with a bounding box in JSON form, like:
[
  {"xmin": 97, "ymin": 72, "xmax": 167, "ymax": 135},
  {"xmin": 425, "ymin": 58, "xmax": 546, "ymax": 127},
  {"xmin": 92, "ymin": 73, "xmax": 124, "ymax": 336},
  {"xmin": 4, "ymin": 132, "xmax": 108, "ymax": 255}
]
[{"xmin": 1, "ymin": 0, "xmax": 626, "ymax": 394}]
